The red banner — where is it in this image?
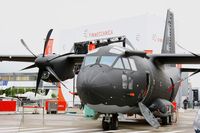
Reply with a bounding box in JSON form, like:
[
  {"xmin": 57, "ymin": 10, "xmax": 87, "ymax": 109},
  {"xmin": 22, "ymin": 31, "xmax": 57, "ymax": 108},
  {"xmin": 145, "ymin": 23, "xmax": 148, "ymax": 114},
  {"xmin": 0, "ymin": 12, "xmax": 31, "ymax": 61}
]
[{"xmin": 0, "ymin": 101, "xmax": 16, "ymax": 111}]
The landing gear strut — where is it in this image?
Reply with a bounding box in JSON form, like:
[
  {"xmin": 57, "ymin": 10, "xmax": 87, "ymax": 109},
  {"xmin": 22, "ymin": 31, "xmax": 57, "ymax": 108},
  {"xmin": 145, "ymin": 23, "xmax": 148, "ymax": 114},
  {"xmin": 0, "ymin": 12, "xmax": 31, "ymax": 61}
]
[
  {"xmin": 102, "ymin": 114, "xmax": 118, "ymax": 130},
  {"xmin": 161, "ymin": 115, "xmax": 172, "ymax": 125}
]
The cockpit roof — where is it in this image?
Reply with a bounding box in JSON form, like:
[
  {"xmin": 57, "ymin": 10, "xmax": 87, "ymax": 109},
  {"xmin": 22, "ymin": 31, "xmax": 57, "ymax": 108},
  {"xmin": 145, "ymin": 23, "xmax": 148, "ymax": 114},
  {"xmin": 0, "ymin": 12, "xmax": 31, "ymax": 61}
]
[{"xmin": 87, "ymin": 45, "xmax": 130, "ymax": 56}]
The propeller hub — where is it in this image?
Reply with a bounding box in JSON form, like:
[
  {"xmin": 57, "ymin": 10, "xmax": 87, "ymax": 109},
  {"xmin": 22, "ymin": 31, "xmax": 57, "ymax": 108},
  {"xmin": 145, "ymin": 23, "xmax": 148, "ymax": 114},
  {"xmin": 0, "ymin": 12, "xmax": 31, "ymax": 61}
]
[{"xmin": 35, "ymin": 56, "xmax": 50, "ymax": 68}]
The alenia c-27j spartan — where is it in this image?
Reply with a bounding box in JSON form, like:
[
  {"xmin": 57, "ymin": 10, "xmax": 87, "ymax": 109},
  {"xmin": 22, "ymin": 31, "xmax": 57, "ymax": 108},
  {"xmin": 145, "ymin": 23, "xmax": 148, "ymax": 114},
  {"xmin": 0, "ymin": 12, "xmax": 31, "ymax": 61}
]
[{"xmin": 1, "ymin": 10, "xmax": 200, "ymax": 130}]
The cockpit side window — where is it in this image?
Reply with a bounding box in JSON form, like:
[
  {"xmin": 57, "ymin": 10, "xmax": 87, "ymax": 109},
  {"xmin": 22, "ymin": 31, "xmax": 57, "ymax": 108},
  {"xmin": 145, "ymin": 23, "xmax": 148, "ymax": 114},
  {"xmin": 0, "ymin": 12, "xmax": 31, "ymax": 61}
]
[
  {"xmin": 84, "ymin": 56, "xmax": 98, "ymax": 66},
  {"xmin": 113, "ymin": 58, "xmax": 124, "ymax": 69},
  {"xmin": 129, "ymin": 58, "xmax": 137, "ymax": 71},
  {"xmin": 100, "ymin": 56, "xmax": 117, "ymax": 67},
  {"xmin": 122, "ymin": 58, "xmax": 131, "ymax": 70}
]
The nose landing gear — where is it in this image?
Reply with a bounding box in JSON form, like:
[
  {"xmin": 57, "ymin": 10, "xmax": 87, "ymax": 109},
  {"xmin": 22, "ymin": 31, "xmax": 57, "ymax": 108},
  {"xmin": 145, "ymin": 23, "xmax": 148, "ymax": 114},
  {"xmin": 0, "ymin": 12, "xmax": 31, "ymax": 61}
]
[{"xmin": 102, "ymin": 114, "xmax": 118, "ymax": 131}]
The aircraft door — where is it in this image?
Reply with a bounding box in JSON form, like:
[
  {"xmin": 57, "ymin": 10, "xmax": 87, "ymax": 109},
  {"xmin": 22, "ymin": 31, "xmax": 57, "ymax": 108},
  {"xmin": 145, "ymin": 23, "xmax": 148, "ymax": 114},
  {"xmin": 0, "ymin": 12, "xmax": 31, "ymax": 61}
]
[
  {"xmin": 169, "ymin": 78, "xmax": 175, "ymax": 102},
  {"xmin": 144, "ymin": 72, "xmax": 150, "ymax": 97},
  {"xmin": 139, "ymin": 71, "xmax": 152, "ymax": 102}
]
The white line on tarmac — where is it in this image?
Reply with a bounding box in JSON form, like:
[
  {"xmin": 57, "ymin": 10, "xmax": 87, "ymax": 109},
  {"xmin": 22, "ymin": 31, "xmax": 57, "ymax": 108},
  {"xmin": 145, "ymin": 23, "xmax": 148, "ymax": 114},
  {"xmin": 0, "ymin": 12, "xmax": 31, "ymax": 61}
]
[
  {"xmin": 0, "ymin": 129, "xmax": 18, "ymax": 133},
  {"xmin": 94, "ymin": 129, "xmax": 127, "ymax": 133},
  {"xmin": 20, "ymin": 128, "xmax": 78, "ymax": 133},
  {"xmin": 161, "ymin": 130, "xmax": 185, "ymax": 133},
  {"xmin": 57, "ymin": 128, "xmax": 101, "ymax": 133},
  {"xmin": 19, "ymin": 127, "xmax": 53, "ymax": 131},
  {"xmin": 0, "ymin": 127, "xmax": 51, "ymax": 133},
  {"xmin": 0, "ymin": 127, "xmax": 19, "ymax": 130},
  {"xmin": 126, "ymin": 131, "xmax": 150, "ymax": 133}
]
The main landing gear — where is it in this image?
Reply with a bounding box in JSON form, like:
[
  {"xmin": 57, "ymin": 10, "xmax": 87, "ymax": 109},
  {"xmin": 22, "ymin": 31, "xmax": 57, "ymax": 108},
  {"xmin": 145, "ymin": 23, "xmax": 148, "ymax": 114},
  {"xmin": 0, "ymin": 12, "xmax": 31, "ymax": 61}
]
[
  {"xmin": 161, "ymin": 115, "xmax": 172, "ymax": 125},
  {"xmin": 161, "ymin": 107, "xmax": 178, "ymax": 125},
  {"xmin": 161, "ymin": 112, "xmax": 177, "ymax": 125},
  {"xmin": 102, "ymin": 114, "xmax": 118, "ymax": 131}
]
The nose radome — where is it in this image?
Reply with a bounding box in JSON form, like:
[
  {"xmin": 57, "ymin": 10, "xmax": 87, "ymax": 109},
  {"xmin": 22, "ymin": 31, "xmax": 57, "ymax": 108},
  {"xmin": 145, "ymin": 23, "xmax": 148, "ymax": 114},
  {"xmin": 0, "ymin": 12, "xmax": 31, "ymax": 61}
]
[
  {"xmin": 77, "ymin": 65, "xmax": 112, "ymax": 104},
  {"xmin": 81, "ymin": 67, "xmax": 110, "ymax": 88}
]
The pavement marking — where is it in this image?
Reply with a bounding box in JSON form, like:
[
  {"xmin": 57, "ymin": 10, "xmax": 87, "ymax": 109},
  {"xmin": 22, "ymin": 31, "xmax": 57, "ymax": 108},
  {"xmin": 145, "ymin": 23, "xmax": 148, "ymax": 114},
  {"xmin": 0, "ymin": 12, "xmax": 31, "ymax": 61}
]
[
  {"xmin": 126, "ymin": 131, "xmax": 150, "ymax": 133},
  {"xmin": 20, "ymin": 128, "xmax": 78, "ymax": 133},
  {"xmin": 93, "ymin": 129, "xmax": 125, "ymax": 133},
  {"xmin": 161, "ymin": 130, "xmax": 185, "ymax": 133},
  {"xmin": 63, "ymin": 128, "xmax": 101, "ymax": 133},
  {"xmin": 20, "ymin": 127, "xmax": 52, "ymax": 131},
  {"xmin": 0, "ymin": 127, "xmax": 19, "ymax": 130},
  {"xmin": 0, "ymin": 129, "xmax": 19, "ymax": 133},
  {"xmin": 0, "ymin": 127, "xmax": 51, "ymax": 133}
]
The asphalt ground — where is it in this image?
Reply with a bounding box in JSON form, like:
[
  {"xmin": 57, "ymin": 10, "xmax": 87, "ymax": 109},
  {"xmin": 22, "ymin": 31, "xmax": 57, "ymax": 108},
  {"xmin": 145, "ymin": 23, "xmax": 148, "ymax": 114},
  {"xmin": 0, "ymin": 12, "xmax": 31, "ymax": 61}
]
[{"xmin": 0, "ymin": 107, "xmax": 198, "ymax": 133}]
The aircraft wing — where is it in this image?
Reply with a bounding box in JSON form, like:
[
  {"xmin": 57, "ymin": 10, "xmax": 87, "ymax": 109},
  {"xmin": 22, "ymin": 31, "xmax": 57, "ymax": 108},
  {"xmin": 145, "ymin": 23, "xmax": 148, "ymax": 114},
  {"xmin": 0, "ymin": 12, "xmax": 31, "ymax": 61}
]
[
  {"xmin": 0, "ymin": 55, "xmax": 36, "ymax": 62},
  {"xmin": 150, "ymin": 54, "xmax": 200, "ymax": 64},
  {"xmin": 0, "ymin": 54, "xmax": 85, "ymax": 63},
  {"xmin": 67, "ymin": 54, "xmax": 85, "ymax": 63},
  {"xmin": 180, "ymin": 68, "xmax": 200, "ymax": 72}
]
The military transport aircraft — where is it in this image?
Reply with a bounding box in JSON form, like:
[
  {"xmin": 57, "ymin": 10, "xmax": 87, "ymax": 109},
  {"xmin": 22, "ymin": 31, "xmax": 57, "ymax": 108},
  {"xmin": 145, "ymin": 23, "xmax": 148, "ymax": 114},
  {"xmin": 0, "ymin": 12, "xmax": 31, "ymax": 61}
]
[{"xmin": 1, "ymin": 10, "xmax": 200, "ymax": 130}]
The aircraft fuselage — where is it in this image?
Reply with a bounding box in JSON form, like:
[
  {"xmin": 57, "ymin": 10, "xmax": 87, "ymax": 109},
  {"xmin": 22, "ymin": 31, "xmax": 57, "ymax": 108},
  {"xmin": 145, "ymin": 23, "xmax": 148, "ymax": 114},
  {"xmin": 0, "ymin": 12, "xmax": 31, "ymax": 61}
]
[{"xmin": 77, "ymin": 45, "xmax": 181, "ymax": 114}]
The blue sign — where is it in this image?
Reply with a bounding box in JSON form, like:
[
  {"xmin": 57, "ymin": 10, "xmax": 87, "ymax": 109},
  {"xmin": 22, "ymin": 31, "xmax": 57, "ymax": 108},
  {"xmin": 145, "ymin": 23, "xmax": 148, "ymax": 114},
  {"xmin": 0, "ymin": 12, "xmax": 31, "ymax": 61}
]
[{"xmin": 0, "ymin": 80, "xmax": 8, "ymax": 86}]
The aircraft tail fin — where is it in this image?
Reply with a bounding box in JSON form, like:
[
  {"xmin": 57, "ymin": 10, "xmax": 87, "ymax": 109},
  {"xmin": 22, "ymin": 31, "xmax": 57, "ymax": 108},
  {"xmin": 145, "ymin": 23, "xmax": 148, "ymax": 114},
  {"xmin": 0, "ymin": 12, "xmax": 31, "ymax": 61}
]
[{"xmin": 162, "ymin": 9, "xmax": 175, "ymax": 54}]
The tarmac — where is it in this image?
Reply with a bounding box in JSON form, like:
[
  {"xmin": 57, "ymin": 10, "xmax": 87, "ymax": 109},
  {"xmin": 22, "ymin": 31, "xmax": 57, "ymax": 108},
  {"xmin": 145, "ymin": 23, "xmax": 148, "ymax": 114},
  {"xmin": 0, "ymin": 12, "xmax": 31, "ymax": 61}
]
[{"xmin": 0, "ymin": 107, "xmax": 199, "ymax": 133}]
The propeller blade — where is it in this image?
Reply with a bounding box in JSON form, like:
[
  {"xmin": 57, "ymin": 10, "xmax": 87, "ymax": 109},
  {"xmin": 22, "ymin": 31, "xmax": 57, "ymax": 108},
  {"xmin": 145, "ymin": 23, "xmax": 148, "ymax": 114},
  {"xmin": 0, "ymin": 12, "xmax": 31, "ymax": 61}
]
[
  {"xmin": 43, "ymin": 29, "xmax": 53, "ymax": 57},
  {"xmin": 20, "ymin": 39, "xmax": 37, "ymax": 57},
  {"xmin": 46, "ymin": 66, "xmax": 70, "ymax": 91},
  {"xmin": 21, "ymin": 64, "xmax": 36, "ymax": 71},
  {"xmin": 48, "ymin": 52, "xmax": 74, "ymax": 62},
  {"xmin": 35, "ymin": 69, "xmax": 43, "ymax": 96}
]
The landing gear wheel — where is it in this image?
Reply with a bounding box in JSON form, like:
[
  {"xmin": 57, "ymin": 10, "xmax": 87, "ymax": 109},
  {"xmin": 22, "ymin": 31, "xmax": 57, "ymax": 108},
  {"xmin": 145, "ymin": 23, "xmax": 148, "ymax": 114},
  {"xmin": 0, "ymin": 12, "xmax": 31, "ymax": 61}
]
[
  {"xmin": 161, "ymin": 116, "xmax": 171, "ymax": 125},
  {"xmin": 102, "ymin": 117, "xmax": 110, "ymax": 131},
  {"xmin": 110, "ymin": 114, "xmax": 118, "ymax": 130},
  {"xmin": 102, "ymin": 114, "xmax": 119, "ymax": 131},
  {"xmin": 169, "ymin": 115, "xmax": 172, "ymax": 125},
  {"xmin": 161, "ymin": 117, "xmax": 167, "ymax": 125}
]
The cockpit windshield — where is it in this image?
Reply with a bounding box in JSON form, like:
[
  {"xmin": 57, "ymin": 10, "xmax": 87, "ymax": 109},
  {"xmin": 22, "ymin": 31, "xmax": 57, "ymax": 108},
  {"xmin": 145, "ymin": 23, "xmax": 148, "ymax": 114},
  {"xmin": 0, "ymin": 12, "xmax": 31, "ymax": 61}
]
[
  {"xmin": 100, "ymin": 56, "xmax": 117, "ymax": 67},
  {"xmin": 84, "ymin": 56, "xmax": 98, "ymax": 66},
  {"xmin": 84, "ymin": 56, "xmax": 118, "ymax": 67}
]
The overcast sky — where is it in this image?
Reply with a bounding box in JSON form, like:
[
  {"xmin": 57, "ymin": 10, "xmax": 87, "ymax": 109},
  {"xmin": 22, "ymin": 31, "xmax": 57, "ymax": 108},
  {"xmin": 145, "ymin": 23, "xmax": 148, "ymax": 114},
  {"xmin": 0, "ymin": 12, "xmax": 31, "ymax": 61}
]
[{"xmin": 1, "ymin": 0, "xmax": 200, "ymax": 87}]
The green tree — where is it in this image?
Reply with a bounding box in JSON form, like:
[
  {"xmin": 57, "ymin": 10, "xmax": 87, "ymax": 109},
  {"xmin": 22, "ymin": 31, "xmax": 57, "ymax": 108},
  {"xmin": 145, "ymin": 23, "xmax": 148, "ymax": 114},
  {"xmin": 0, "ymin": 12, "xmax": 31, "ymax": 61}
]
[
  {"xmin": 5, "ymin": 87, "xmax": 11, "ymax": 96},
  {"xmin": 18, "ymin": 88, "xmax": 25, "ymax": 94},
  {"xmin": 0, "ymin": 89, "xmax": 4, "ymax": 95},
  {"xmin": 51, "ymin": 93, "xmax": 57, "ymax": 98}
]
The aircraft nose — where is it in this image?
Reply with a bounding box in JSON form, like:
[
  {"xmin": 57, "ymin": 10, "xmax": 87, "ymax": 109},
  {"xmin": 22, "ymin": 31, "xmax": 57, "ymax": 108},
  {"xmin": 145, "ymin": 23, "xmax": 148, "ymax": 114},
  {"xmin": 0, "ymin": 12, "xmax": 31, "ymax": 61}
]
[
  {"xmin": 84, "ymin": 67, "xmax": 109, "ymax": 87},
  {"xmin": 77, "ymin": 65, "xmax": 112, "ymax": 104}
]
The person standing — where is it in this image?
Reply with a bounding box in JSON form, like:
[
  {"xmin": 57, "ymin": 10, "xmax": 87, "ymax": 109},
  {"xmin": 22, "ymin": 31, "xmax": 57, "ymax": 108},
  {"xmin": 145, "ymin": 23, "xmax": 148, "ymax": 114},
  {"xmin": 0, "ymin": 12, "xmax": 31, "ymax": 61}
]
[{"xmin": 183, "ymin": 98, "xmax": 189, "ymax": 109}]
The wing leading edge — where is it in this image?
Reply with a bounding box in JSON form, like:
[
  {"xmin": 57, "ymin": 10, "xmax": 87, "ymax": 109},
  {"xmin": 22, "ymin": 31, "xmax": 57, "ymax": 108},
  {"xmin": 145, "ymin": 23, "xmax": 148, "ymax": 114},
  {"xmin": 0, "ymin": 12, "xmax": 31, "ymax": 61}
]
[
  {"xmin": 0, "ymin": 55, "xmax": 36, "ymax": 62},
  {"xmin": 0, "ymin": 54, "xmax": 85, "ymax": 65}
]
